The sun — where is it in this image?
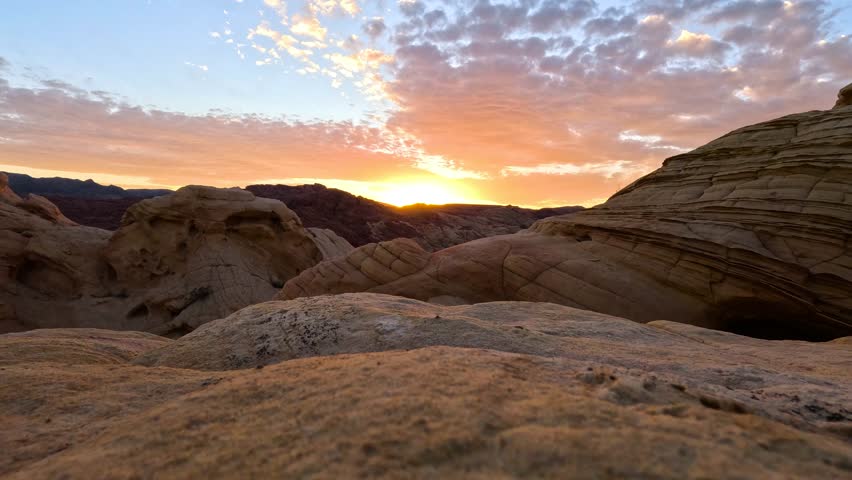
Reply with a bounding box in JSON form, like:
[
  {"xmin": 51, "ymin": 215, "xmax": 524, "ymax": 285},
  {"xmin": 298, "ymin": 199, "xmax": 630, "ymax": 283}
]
[{"xmin": 375, "ymin": 179, "xmax": 479, "ymax": 207}]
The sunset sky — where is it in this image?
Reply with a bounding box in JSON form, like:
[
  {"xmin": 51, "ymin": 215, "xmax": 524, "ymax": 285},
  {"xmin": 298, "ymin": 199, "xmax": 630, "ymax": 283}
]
[{"xmin": 1, "ymin": 0, "xmax": 850, "ymax": 207}]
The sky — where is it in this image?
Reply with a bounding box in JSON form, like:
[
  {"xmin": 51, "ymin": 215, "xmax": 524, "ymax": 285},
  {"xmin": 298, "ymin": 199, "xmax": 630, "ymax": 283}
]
[{"xmin": 0, "ymin": 0, "xmax": 850, "ymax": 207}]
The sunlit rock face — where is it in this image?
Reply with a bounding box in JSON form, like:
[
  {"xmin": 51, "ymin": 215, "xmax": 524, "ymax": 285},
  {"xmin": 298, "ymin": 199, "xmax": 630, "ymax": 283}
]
[
  {"xmin": 0, "ymin": 184, "xmax": 351, "ymax": 335},
  {"xmin": 0, "ymin": 172, "xmax": 76, "ymax": 226},
  {"xmin": 3, "ymin": 294, "xmax": 851, "ymax": 478},
  {"xmin": 281, "ymin": 88, "xmax": 852, "ymax": 340}
]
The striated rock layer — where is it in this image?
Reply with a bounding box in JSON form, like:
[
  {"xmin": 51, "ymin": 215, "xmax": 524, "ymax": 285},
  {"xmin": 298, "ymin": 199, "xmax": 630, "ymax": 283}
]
[
  {"xmin": 1, "ymin": 183, "xmax": 352, "ymax": 335},
  {"xmin": 2, "ymin": 294, "xmax": 851, "ymax": 479},
  {"xmin": 281, "ymin": 89, "xmax": 852, "ymax": 340}
]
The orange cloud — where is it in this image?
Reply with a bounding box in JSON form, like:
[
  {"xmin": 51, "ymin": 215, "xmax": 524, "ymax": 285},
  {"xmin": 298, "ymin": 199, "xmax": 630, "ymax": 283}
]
[{"xmin": 2, "ymin": 0, "xmax": 851, "ymax": 208}]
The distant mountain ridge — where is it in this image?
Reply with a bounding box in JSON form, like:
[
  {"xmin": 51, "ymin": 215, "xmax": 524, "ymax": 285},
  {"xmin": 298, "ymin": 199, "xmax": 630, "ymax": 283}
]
[
  {"xmin": 1, "ymin": 172, "xmax": 584, "ymax": 249},
  {"xmin": 4, "ymin": 172, "xmax": 172, "ymax": 199},
  {"xmin": 245, "ymin": 184, "xmax": 584, "ymax": 250}
]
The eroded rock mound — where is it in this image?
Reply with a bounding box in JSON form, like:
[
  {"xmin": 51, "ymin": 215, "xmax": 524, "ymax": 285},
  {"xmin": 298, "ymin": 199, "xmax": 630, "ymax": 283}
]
[
  {"xmin": 102, "ymin": 186, "xmax": 334, "ymax": 335},
  {"xmin": 3, "ymin": 294, "xmax": 851, "ymax": 478},
  {"xmin": 1, "ymin": 184, "xmax": 351, "ymax": 334},
  {"xmin": 281, "ymin": 89, "xmax": 852, "ymax": 340}
]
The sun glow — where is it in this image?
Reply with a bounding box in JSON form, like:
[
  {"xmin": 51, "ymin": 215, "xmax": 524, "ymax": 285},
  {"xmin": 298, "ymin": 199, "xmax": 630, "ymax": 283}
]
[
  {"xmin": 253, "ymin": 176, "xmax": 488, "ymax": 207},
  {"xmin": 375, "ymin": 180, "xmax": 481, "ymax": 207}
]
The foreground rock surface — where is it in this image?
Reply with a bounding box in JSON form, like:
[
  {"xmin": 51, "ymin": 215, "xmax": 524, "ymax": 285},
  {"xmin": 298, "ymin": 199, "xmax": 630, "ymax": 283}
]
[
  {"xmin": 2, "ymin": 294, "xmax": 851, "ymax": 479},
  {"xmin": 281, "ymin": 90, "xmax": 852, "ymax": 340},
  {"xmin": 1, "ymin": 184, "xmax": 352, "ymax": 335}
]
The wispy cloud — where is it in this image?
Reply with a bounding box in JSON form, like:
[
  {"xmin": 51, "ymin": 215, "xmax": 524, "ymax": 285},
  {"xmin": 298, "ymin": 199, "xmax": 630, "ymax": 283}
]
[
  {"xmin": 501, "ymin": 161, "xmax": 652, "ymax": 179},
  {"xmin": 183, "ymin": 61, "xmax": 209, "ymax": 72}
]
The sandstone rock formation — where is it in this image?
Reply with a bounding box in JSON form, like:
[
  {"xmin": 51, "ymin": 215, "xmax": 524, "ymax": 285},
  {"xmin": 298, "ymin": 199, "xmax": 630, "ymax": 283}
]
[
  {"xmin": 1, "ymin": 184, "xmax": 351, "ymax": 334},
  {"xmin": 281, "ymin": 88, "xmax": 852, "ymax": 341},
  {"xmin": 1, "ymin": 180, "xmax": 112, "ymax": 333},
  {"xmin": 307, "ymin": 227, "xmax": 355, "ymax": 259},
  {"xmin": 1, "ymin": 173, "xmax": 75, "ymax": 226},
  {"xmin": 3, "ymin": 294, "xmax": 851, "ymax": 478},
  {"xmin": 836, "ymin": 82, "xmax": 852, "ymax": 109},
  {"xmin": 0, "ymin": 172, "xmax": 21, "ymax": 203}
]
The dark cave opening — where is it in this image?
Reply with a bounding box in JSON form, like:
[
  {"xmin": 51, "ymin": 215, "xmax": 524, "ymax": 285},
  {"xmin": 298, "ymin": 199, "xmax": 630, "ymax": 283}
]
[
  {"xmin": 127, "ymin": 303, "xmax": 149, "ymax": 320},
  {"xmin": 710, "ymin": 298, "xmax": 842, "ymax": 342}
]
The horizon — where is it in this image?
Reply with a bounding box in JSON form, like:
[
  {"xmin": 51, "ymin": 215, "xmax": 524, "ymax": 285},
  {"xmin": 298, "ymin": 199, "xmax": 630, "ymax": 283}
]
[
  {"xmin": 1, "ymin": 0, "xmax": 850, "ymax": 207},
  {"xmin": 4, "ymin": 168, "xmax": 583, "ymax": 208}
]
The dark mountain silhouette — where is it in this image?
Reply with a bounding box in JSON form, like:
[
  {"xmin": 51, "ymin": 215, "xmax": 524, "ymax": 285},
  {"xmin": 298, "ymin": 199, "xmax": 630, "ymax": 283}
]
[
  {"xmin": 2, "ymin": 173, "xmax": 583, "ymax": 248},
  {"xmin": 5, "ymin": 172, "xmax": 172, "ymax": 199},
  {"xmin": 245, "ymin": 184, "xmax": 584, "ymax": 250}
]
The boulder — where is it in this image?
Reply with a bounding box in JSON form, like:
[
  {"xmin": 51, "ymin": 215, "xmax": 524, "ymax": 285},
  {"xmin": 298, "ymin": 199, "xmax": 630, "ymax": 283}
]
[{"xmin": 281, "ymin": 90, "xmax": 852, "ymax": 340}]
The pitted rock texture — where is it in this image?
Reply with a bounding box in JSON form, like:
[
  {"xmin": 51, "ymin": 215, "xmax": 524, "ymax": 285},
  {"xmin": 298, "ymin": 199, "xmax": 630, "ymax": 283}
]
[
  {"xmin": 138, "ymin": 293, "xmax": 852, "ymax": 436},
  {"xmin": 281, "ymin": 98, "xmax": 852, "ymax": 340},
  {"xmin": 3, "ymin": 294, "xmax": 852, "ymax": 479},
  {"xmin": 1, "ymin": 184, "xmax": 351, "ymax": 334}
]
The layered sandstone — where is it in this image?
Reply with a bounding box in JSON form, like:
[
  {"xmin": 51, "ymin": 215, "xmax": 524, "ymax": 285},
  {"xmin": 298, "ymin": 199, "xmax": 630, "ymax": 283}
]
[
  {"xmin": 281, "ymin": 88, "xmax": 852, "ymax": 340},
  {"xmin": 3, "ymin": 294, "xmax": 851, "ymax": 478}
]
